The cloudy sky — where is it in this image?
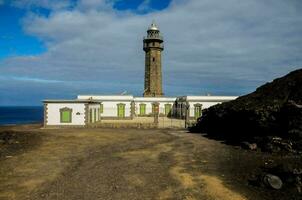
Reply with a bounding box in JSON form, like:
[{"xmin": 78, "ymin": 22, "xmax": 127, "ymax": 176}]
[{"xmin": 0, "ymin": 0, "xmax": 301, "ymax": 105}]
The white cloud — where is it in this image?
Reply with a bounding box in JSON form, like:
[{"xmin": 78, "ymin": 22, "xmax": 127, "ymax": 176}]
[
  {"xmin": 137, "ymin": 0, "xmax": 153, "ymax": 13},
  {"xmin": 1, "ymin": 0, "xmax": 302, "ymax": 104}
]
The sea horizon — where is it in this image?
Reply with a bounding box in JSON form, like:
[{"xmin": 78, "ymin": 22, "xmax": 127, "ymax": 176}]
[{"xmin": 0, "ymin": 106, "xmax": 43, "ymax": 125}]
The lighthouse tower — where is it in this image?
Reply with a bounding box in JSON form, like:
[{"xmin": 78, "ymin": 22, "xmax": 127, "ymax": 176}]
[{"xmin": 143, "ymin": 21, "xmax": 164, "ymax": 97}]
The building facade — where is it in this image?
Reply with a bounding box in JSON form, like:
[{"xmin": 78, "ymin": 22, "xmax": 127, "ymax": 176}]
[
  {"xmin": 43, "ymin": 22, "xmax": 238, "ymax": 128},
  {"xmin": 43, "ymin": 100, "xmax": 101, "ymax": 127},
  {"xmin": 175, "ymin": 96, "xmax": 238, "ymax": 120}
]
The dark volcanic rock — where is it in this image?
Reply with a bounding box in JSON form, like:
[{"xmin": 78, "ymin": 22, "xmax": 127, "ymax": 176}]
[{"xmin": 194, "ymin": 69, "xmax": 302, "ymax": 147}]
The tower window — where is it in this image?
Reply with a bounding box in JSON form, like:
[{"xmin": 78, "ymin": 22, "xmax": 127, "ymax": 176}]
[
  {"xmin": 152, "ymin": 57, "xmax": 155, "ymax": 62},
  {"xmin": 152, "ymin": 42, "xmax": 155, "ymax": 46}
]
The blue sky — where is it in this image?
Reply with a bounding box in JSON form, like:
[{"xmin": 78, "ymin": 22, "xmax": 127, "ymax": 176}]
[
  {"xmin": 114, "ymin": 0, "xmax": 171, "ymax": 12},
  {"xmin": 0, "ymin": 0, "xmax": 301, "ymax": 105},
  {"xmin": 0, "ymin": 5, "xmax": 45, "ymax": 59}
]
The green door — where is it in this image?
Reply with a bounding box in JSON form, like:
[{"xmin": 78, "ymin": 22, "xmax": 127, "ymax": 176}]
[
  {"xmin": 140, "ymin": 104, "xmax": 146, "ymax": 115},
  {"xmin": 165, "ymin": 104, "xmax": 172, "ymax": 116},
  {"xmin": 117, "ymin": 104, "xmax": 125, "ymax": 118}
]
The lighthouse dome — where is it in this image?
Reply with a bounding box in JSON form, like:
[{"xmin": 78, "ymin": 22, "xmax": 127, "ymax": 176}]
[{"xmin": 148, "ymin": 22, "xmax": 159, "ymax": 31}]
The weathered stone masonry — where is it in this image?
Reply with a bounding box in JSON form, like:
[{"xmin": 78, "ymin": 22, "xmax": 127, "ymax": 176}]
[{"xmin": 143, "ymin": 22, "xmax": 164, "ymax": 97}]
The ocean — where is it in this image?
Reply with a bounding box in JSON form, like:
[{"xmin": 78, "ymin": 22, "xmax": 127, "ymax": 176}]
[{"xmin": 0, "ymin": 106, "xmax": 43, "ymax": 125}]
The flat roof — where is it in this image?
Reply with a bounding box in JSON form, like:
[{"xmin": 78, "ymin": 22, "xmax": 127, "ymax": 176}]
[
  {"xmin": 44, "ymin": 95, "xmax": 238, "ymax": 103},
  {"xmin": 134, "ymin": 97, "xmax": 176, "ymax": 102},
  {"xmin": 77, "ymin": 95, "xmax": 134, "ymax": 101},
  {"xmin": 177, "ymin": 96, "xmax": 238, "ymax": 101},
  {"xmin": 43, "ymin": 99, "xmax": 101, "ymax": 103},
  {"xmin": 186, "ymin": 96, "xmax": 238, "ymax": 100}
]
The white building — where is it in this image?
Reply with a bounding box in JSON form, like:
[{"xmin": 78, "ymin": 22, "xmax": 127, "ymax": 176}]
[
  {"xmin": 133, "ymin": 97, "xmax": 176, "ymax": 117},
  {"xmin": 77, "ymin": 95, "xmax": 134, "ymax": 119},
  {"xmin": 43, "ymin": 99, "xmax": 101, "ymax": 127},
  {"xmin": 175, "ymin": 96, "xmax": 238, "ymax": 120},
  {"xmin": 43, "ymin": 95, "xmax": 237, "ymax": 127}
]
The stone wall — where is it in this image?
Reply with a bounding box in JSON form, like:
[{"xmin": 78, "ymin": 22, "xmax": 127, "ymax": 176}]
[{"xmin": 143, "ymin": 40, "xmax": 163, "ymax": 97}]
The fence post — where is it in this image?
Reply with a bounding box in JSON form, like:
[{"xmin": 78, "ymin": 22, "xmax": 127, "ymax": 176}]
[
  {"xmin": 185, "ymin": 103, "xmax": 190, "ymax": 128},
  {"xmin": 153, "ymin": 102, "xmax": 159, "ymax": 126}
]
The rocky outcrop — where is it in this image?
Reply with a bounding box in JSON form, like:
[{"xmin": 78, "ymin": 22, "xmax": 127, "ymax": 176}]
[{"xmin": 193, "ymin": 69, "xmax": 302, "ymax": 150}]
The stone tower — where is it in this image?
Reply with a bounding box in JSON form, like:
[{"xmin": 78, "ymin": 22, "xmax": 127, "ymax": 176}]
[{"xmin": 143, "ymin": 21, "xmax": 164, "ymax": 97}]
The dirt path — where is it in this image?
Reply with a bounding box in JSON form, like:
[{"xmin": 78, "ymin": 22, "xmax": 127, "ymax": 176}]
[{"xmin": 0, "ymin": 126, "xmax": 297, "ymax": 200}]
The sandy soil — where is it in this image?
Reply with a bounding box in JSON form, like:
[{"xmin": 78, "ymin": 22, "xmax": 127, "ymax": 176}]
[{"xmin": 0, "ymin": 124, "xmax": 300, "ymax": 200}]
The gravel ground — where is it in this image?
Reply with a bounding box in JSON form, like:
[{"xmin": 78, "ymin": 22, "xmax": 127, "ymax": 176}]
[{"xmin": 0, "ymin": 125, "xmax": 301, "ymax": 200}]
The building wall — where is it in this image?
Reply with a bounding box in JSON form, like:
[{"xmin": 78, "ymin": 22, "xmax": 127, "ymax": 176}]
[
  {"xmin": 101, "ymin": 101, "xmax": 132, "ymax": 118},
  {"xmin": 44, "ymin": 96, "xmax": 237, "ymax": 127},
  {"xmin": 175, "ymin": 96, "xmax": 238, "ymax": 119},
  {"xmin": 134, "ymin": 97, "xmax": 176, "ymax": 116},
  {"xmin": 77, "ymin": 95, "xmax": 133, "ymax": 119},
  {"xmin": 135, "ymin": 101, "xmax": 174, "ymax": 115},
  {"xmin": 187, "ymin": 101, "xmax": 223, "ymax": 117},
  {"xmin": 87, "ymin": 104, "xmax": 101, "ymax": 123},
  {"xmin": 46, "ymin": 103, "xmax": 86, "ymax": 126}
]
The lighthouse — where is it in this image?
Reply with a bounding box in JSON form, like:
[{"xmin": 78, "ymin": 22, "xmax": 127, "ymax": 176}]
[{"xmin": 143, "ymin": 21, "xmax": 164, "ymax": 97}]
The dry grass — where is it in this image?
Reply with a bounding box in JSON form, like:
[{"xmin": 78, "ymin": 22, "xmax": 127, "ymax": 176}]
[
  {"xmin": 201, "ymin": 175, "xmax": 247, "ymax": 200},
  {"xmin": 0, "ymin": 128, "xmax": 139, "ymax": 199}
]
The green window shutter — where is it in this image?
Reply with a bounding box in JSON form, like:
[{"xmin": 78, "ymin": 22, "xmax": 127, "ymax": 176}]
[
  {"xmin": 62, "ymin": 111, "xmax": 70, "ymax": 122},
  {"xmin": 60, "ymin": 108, "xmax": 72, "ymax": 123},
  {"xmin": 117, "ymin": 104, "xmax": 125, "ymax": 118},
  {"xmin": 194, "ymin": 105, "xmax": 202, "ymax": 119},
  {"xmin": 140, "ymin": 104, "xmax": 146, "ymax": 115},
  {"xmin": 100, "ymin": 104, "xmax": 103, "ymax": 113},
  {"xmin": 142, "ymin": 104, "xmax": 146, "ymax": 115}
]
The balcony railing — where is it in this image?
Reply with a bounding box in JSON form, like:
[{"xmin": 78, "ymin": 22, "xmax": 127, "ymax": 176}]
[
  {"xmin": 143, "ymin": 43, "xmax": 164, "ymax": 49},
  {"xmin": 143, "ymin": 35, "xmax": 164, "ymax": 40}
]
